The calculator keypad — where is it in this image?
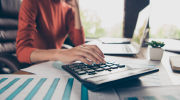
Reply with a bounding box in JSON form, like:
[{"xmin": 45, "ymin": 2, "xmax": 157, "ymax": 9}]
[
  {"xmin": 62, "ymin": 60, "xmax": 159, "ymax": 90},
  {"xmin": 66, "ymin": 62, "xmax": 126, "ymax": 76}
]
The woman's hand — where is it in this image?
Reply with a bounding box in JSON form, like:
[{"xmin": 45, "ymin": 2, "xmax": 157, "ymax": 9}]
[
  {"xmin": 30, "ymin": 44, "xmax": 105, "ymax": 65},
  {"xmin": 53, "ymin": 44, "xmax": 106, "ymax": 65},
  {"xmin": 62, "ymin": 0, "xmax": 79, "ymax": 8}
]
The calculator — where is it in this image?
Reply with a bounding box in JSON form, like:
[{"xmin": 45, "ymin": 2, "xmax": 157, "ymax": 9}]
[{"xmin": 62, "ymin": 61, "xmax": 159, "ymax": 91}]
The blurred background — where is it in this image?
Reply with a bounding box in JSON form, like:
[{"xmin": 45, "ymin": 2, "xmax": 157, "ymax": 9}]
[{"xmin": 79, "ymin": 0, "xmax": 180, "ymax": 39}]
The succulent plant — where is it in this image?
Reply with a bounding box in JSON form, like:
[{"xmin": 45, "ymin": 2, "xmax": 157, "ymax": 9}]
[{"xmin": 147, "ymin": 40, "xmax": 165, "ymax": 48}]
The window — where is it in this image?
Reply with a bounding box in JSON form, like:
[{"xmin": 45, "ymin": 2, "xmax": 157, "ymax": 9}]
[
  {"xmin": 149, "ymin": 0, "xmax": 180, "ymax": 39},
  {"xmin": 79, "ymin": 0, "xmax": 124, "ymax": 38}
]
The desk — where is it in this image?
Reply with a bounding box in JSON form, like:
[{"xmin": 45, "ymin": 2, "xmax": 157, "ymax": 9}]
[
  {"xmin": 12, "ymin": 47, "xmax": 148, "ymax": 74},
  {"xmin": 13, "ymin": 46, "xmax": 180, "ymax": 84},
  {"xmin": 4, "ymin": 40, "xmax": 180, "ymax": 100}
]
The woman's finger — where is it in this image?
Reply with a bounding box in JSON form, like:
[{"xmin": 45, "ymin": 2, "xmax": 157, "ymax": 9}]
[
  {"xmin": 77, "ymin": 46, "xmax": 105, "ymax": 63},
  {"xmin": 82, "ymin": 45, "xmax": 105, "ymax": 58},
  {"xmin": 74, "ymin": 50, "xmax": 101, "ymax": 64},
  {"xmin": 75, "ymin": 56, "xmax": 93, "ymax": 65}
]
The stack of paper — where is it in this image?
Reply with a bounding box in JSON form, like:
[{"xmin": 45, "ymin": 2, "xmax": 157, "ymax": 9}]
[{"xmin": 0, "ymin": 75, "xmax": 119, "ymax": 100}]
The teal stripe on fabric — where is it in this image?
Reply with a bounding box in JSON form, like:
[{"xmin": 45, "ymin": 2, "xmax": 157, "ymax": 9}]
[
  {"xmin": 62, "ymin": 78, "xmax": 74, "ymax": 100},
  {"xmin": 0, "ymin": 78, "xmax": 8, "ymax": 83},
  {"xmin": 25, "ymin": 78, "xmax": 47, "ymax": 100},
  {"xmin": 43, "ymin": 78, "xmax": 60, "ymax": 100},
  {"xmin": 143, "ymin": 96, "xmax": 157, "ymax": 100},
  {"xmin": 81, "ymin": 85, "xmax": 88, "ymax": 100},
  {"xmin": 0, "ymin": 78, "xmax": 20, "ymax": 94},
  {"xmin": 6, "ymin": 78, "xmax": 33, "ymax": 100}
]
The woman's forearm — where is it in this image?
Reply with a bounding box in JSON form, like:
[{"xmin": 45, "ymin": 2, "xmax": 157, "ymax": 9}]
[
  {"xmin": 30, "ymin": 49, "xmax": 58, "ymax": 63},
  {"xmin": 29, "ymin": 45, "xmax": 106, "ymax": 64},
  {"xmin": 64, "ymin": 0, "xmax": 82, "ymax": 29},
  {"xmin": 74, "ymin": 6, "xmax": 82, "ymax": 29}
]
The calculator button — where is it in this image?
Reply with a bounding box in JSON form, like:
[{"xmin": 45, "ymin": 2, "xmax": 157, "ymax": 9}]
[
  {"xmin": 110, "ymin": 65, "xmax": 118, "ymax": 69},
  {"xmin": 76, "ymin": 63, "xmax": 85, "ymax": 67},
  {"xmin": 88, "ymin": 72, "xmax": 96, "ymax": 75},
  {"xmin": 78, "ymin": 65, "xmax": 87, "ymax": 68},
  {"xmin": 82, "ymin": 68, "xmax": 91, "ymax": 70},
  {"xmin": 92, "ymin": 62, "xmax": 97, "ymax": 65},
  {"xmin": 71, "ymin": 67, "xmax": 79, "ymax": 70},
  {"xmin": 108, "ymin": 61, "xmax": 114, "ymax": 64},
  {"xmin": 77, "ymin": 71, "xmax": 86, "ymax": 75},
  {"xmin": 95, "ymin": 63, "xmax": 101, "ymax": 66},
  {"xmin": 103, "ymin": 67, "xmax": 111, "ymax": 70},
  {"xmin": 68, "ymin": 65, "xmax": 77, "ymax": 68},
  {"xmin": 94, "ymin": 65, "xmax": 100, "ymax": 67},
  {"xmin": 100, "ymin": 65, "xmax": 106, "ymax": 67},
  {"xmin": 114, "ymin": 62, "xmax": 120, "ymax": 65},
  {"xmin": 95, "ymin": 68, "xmax": 104, "ymax": 72},
  {"xmin": 91, "ymin": 66, "xmax": 99, "ymax": 69},
  {"xmin": 87, "ymin": 65, "xmax": 93, "ymax": 68},
  {"xmin": 74, "ymin": 69, "xmax": 82, "ymax": 72},
  {"xmin": 106, "ymin": 64, "xmax": 113, "ymax": 66},
  {"xmin": 101, "ymin": 63, "xmax": 105, "ymax": 65},
  {"xmin": 119, "ymin": 65, "xmax": 125, "ymax": 68},
  {"xmin": 86, "ymin": 70, "xmax": 95, "ymax": 73}
]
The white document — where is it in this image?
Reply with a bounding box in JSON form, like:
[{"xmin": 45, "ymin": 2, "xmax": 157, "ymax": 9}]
[
  {"xmin": 0, "ymin": 75, "xmax": 119, "ymax": 100},
  {"xmin": 105, "ymin": 56, "xmax": 173, "ymax": 86},
  {"xmin": 21, "ymin": 61, "xmax": 69, "ymax": 75},
  {"xmin": 115, "ymin": 85, "xmax": 180, "ymax": 100}
]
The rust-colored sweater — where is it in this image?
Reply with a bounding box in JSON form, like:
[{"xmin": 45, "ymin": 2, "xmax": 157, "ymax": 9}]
[{"xmin": 16, "ymin": 0, "xmax": 85, "ymax": 64}]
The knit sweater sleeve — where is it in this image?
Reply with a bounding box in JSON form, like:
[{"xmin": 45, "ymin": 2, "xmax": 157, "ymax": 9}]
[
  {"xmin": 66, "ymin": 8, "xmax": 85, "ymax": 46},
  {"xmin": 16, "ymin": 0, "xmax": 38, "ymax": 64}
]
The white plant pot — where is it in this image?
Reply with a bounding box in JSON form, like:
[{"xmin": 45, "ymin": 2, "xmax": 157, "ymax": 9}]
[{"xmin": 150, "ymin": 47, "xmax": 164, "ymax": 60}]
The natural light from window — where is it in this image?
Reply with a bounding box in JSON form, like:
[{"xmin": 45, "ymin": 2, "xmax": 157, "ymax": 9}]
[
  {"xmin": 79, "ymin": 0, "xmax": 180, "ymax": 39},
  {"xmin": 150, "ymin": 0, "xmax": 180, "ymax": 39},
  {"xmin": 79, "ymin": 0, "xmax": 124, "ymax": 38}
]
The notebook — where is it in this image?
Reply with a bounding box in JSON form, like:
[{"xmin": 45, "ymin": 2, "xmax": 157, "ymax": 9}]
[
  {"xmin": 169, "ymin": 56, "xmax": 180, "ymax": 71},
  {"xmin": 98, "ymin": 37, "xmax": 131, "ymax": 44},
  {"xmin": 163, "ymin": 39, "xmax": 180, "ymax": 53},
  {"xmin": 87, "ymin": 5, "xmax": 151, "ymax": 55}
]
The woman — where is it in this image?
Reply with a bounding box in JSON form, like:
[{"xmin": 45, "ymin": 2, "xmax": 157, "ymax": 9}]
[{"xmin": 16, "ymin": 0, "xmax": 106, "ymax": 65}]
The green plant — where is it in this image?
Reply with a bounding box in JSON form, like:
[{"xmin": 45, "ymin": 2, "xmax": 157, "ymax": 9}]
[{"xmin": 147, "ymin": 40, "xmax": 165, "ymax": 48}]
